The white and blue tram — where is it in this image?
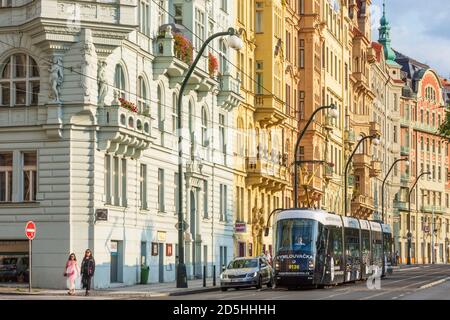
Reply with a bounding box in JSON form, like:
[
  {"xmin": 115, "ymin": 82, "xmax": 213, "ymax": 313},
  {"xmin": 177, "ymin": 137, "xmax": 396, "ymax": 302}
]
[{"xmin": 270, "ymin": 209, "xmax": 393, "ymax": 288}]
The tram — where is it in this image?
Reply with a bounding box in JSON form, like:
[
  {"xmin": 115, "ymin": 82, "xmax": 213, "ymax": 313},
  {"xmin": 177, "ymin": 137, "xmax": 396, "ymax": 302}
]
[{"xmin": 269, "ymin": 209, "xmax": 393, "ymax": 288}]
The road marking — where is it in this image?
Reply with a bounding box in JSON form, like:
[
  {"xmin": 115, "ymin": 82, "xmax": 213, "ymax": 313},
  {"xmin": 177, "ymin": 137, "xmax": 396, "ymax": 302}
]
[{"xmin": 418, "ymin": 276, "xmax": 450, "ymax": 289}]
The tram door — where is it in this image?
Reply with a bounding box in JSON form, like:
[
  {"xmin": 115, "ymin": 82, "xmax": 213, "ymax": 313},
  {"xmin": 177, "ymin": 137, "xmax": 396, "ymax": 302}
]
[
  {"xmin": 327, "ymin": 226, "xmax": 345, "ymax": 285},
  {"xmin": 360, "ymin": 230, "xmax": 371, "ymax": 280}
]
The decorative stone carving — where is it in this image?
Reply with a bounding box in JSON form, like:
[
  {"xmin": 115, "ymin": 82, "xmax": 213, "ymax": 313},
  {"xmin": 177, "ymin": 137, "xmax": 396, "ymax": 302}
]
[
  {"xmin": 80, "ymin": 29, "xmax": 96, "ymax": 98},
  {"xmin": 49, "ymin": 56, "xmax": 64, "ymax": 104},
  {"xmin": 97, "ymin": 61, "xmax": 108, "ymax": 107}
]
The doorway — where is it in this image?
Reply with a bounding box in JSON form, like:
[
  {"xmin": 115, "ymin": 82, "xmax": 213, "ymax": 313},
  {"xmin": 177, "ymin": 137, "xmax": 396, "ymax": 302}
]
[
  {"xmin": 110, "ymin": 241, "xmax": 119, "ymax": 283},
  {"xmin": 159, "ymin": 243, "xmax": 164, "ymax": 283}
]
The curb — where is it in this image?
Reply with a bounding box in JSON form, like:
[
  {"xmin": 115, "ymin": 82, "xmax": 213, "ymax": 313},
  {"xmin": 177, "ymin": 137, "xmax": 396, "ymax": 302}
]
[
  {"xmin": 419, "ymin": 277, "xmax": 450, "ymax": 290},
  {"xmin": 168, "ymin": 286, "xmax": 221, "ymax": 296}
]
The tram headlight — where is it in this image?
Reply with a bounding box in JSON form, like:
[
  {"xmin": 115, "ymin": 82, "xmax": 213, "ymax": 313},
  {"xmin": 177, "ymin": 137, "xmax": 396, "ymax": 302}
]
[
  {"xmin": 308, "ymin": 258, "xmax": 315, "ymax": 270},
  {"xmin": 275, "ymin": 262, "xmax": 280, "ymax": 271}
]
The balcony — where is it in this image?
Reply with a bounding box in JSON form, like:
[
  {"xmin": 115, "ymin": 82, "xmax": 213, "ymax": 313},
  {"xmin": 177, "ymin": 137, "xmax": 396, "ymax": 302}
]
[
  {"xmin": 344, "ymin": 129, "xmax": 356, "ymax": 145},
  {"xmin": 245, "ymin": 157, "xmax": 289, "ymax": 192},
  {"xmin": 153, "ymin": 26, "xmax": 217, "ymax": 94},
  {"xmin": 420, "ymin": 205, "xmax": 447, "ymax": 214},
  {"xmin": 323, "ymin": 115, "xmax": 334, "ymax": 132},
  {"xmin": 370, "ymin": 122, "xmax": 382, "ymax": 137},
  {"xmin": 394, "ymin": 200, "xmax": 408, "ymax": 211},
  {"xmin": 351, "ymin": 194, "xmax": 375, "ymax": 219},
  {"xmin": 353, "ymin": 153, "xmax": 372, "ymax": 170},
  {"xmin": 97, "ymin": 106, "xmax": 154, "ymax": 159},
  {"xmin": 217, "ymin": 73, "xmax": 244, "ymax": 111},
  {"xmin": 254, "ymin": 95, "xmax": 288, "ymax": 127},
  {"xmin": 401, "ymin": 145, "xmax": 410, "ymax": 156},
  {"xmin": 400, "ymin": 174, "xmax": 410, "ymax": 185},
  {"xmin": 370, "ymin": 160, "xmax": 382, "ymax": 177}
]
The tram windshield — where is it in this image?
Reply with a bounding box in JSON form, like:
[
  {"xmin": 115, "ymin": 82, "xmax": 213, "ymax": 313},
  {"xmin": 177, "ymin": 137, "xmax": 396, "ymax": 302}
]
[{"xmin": 275, "ymin": 219, "xmax": 318, "ymax": 255}]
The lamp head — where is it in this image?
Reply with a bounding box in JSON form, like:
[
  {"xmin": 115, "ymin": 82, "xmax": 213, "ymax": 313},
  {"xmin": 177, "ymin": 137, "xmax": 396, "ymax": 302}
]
[
  {"xmin": 405, "ymin": 160, "xmax": 410, "ymax": 166},
  {"xmin": 228, "ymin": 28, "xmax": 243, "ymax": 50},
  {"xmin": 329, "ymin": 104, "xmax": 339, "ymax": 119},
  {"xmin": 372, "ymin": 136, "xmax": 381, "ymax": 146}
]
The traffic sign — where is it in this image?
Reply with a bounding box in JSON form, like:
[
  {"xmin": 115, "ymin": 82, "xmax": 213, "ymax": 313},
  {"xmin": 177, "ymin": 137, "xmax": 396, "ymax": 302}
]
[
  {"xmin": 175, "ymin": 221, "xmax": 189, "ymax": 232},
  {"xmin": 25, "ymin": 221, "xmax": 36, "ymax": 240}
]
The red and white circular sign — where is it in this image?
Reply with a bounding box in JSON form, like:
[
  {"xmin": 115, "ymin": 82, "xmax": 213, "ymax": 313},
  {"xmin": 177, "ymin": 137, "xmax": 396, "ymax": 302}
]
[{"xmin": 25, "ymin": 221, "xmax": 36, "ymax": 240}]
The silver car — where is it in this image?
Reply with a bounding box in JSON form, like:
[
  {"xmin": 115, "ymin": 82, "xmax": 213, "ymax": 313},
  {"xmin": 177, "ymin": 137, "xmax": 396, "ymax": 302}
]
[{"xmin": 220, "ymin": 256, "xmax": 273, "ymax": 291}]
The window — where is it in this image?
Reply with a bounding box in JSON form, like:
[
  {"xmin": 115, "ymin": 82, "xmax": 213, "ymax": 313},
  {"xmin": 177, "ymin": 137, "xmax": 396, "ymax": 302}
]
[
  {"xmin": 219, "ymin": 41, "xmax": 228, "ymax": 74},
  {"xmin": 194, "ymin": 8, "xmax": 205, "ymax": 51},
  {"xmin": 0, "ymin": 152, "xmax": 13, "ymax": 202},
  {"xmin": 286, "ymin": 31, "xmax": 291, "ymax": 62},
  {"xmin": 23, "ymin": 152, "xmax": 37, "ymax": 202},
  {"xmin": 220, "ymin": 184, "xmax": 228, "ymax": 222},
  {"xmin": 0, "ymin": 53, "xmax": 40, "ymax": 106},
  {"xmin": 172, "ymin": 92, "xmax": 178, "ymax": 133},
  {"xmin": 256, "ymin": 72, "xmax": 263, "ymax": 94},
  {"xmin": 174, "ymin": 4, "xmax": 183, "ymax": 25},
  {"xmin": 220, "ymin": 0, "xmax": 227, "ymax": 12},
  {"xmin": 105, "ymin": 155, "xmax": 127, "ymax": 207},
  {"xmin": 219, "ymin": 114, "xmax": 226, "ymax": 154},
  {"xmin": 114, "ymin": 65, "xmax": 126, "ymax": 99},
  {"xmin": 158, "ymin": 168, "xmax": 165, "ymax": 212},
  {"xmin": 299, "ymin": 39, "xmax": 305, "ymax": 68},
  {"xmin": 137, "ymin": 76, "xmax": 148, "ymax": 113},
  {"xmin": 139, "ymin": 0, "xmax": 150, "ymax": 35},
  {"xmin": 201, "ymin": 106, "xmax": 208, "ymax": 147},
  {"xmin": 203, "ymin": 180, "xmax": 208, "ymax": 218},
  {"xmin": 255, "ymin": 4, "xmax": 263, "ymax": 33},
  {"xmin": 157, "ymin": 85, "xmax": 164, "ymax": 131},
  {"xmin": 158, "ymin": 0, "xmax": 166, "ymax": 26},
  {"xmin": 140, "ymin": 164, "xmax": 147, "ymax": 209},
  {"xmin": 0, "ymin": 0, "xmax": 13, "ymax": 8}
]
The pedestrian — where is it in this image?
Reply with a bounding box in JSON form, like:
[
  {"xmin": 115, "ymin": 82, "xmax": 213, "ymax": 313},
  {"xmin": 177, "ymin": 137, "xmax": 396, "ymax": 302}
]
[
  {"xmin": 265, "ymin": 250, "xmax": 272, "ymax": 266},
  {"xmin": 64, "ymin": 253, "xmax": 80, "ymax": 295},
  {"xmin": 80, "ymin": 249, "xmax": 95, "ymax": 296},
  {"xmin": 395, "ymin": 251, "xmax": 400, "ymax": 266}
]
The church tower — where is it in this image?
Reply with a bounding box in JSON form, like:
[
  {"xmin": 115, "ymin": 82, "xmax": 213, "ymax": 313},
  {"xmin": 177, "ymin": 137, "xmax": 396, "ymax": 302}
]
[{"xmin": 378, "ymin": 0, "xmax": 397, "ymax": 64}]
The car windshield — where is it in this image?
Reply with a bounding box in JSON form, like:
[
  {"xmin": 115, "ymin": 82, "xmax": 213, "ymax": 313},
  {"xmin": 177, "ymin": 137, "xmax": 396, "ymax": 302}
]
[
  {"xmin": 275, "ymin": 218, "xmax": 318, "ymax": 255},
  {"xmin": 227, "ymin": 259, "xmax": 258, "ymax": 269}
]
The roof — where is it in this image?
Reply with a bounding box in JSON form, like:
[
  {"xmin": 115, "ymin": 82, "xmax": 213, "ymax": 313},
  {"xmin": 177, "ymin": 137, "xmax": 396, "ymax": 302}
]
[{"xmin": 372, "ymin": 42, "xmax": 383, "ymax": 63}]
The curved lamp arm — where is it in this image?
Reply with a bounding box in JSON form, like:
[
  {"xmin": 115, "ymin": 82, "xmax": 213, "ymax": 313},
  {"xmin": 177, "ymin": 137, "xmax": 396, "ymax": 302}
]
[{"xmin": 264, "ymin": 208, "xmax": 285, "ymax": 237}]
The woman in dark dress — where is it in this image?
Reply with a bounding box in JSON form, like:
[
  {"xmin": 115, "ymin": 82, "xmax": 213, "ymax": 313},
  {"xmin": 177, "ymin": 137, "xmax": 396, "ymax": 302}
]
[{"xmin": 80, "ymin": 249, "xmax": 95, "ymax": 296}]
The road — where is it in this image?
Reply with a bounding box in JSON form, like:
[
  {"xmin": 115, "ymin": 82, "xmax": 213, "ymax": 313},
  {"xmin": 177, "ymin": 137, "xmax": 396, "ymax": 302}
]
[
  {"xmin": 0, "ymin": 265, "xmax": 448, "ymax": 300},
  {"xmin": 154, "ymin": 264, "xmax": 450, "ymax": 300}
]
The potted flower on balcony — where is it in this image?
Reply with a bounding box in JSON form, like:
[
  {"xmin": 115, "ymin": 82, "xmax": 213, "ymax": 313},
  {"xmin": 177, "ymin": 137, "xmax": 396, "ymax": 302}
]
[
  {"xmin": 118, "ymin": 97, "xmax": 138, "ymax": 113},
  {"xmin": 173, "ymin": 33, "xmax": 193, "ymax": 65},
  {"xmin": 208, "ymin": 53, "xmax": 219, "ymax": 77}
]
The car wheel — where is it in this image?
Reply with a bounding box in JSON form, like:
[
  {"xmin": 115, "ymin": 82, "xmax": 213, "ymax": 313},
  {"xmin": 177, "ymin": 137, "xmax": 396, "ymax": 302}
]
[
  {"xmin": 256, "ymin": 276, "xmax": 262, "ymax": 289},
  {"xmin": 221, "ymin": 287, "xmax": 228, "ymax": 292}
]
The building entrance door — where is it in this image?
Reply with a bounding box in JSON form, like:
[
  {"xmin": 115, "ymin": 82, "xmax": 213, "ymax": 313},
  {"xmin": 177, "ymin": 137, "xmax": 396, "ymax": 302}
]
[
  {"xmin": 159, "ymin": 243, "xmax": 164, "ymax": 283},
  {"xmin": 110, "ymin": 241, "xmax": 119, "ymax": 283},
  {"xmin": 238, "ymin": 242, "xmax": 245, "ymax": 257}
]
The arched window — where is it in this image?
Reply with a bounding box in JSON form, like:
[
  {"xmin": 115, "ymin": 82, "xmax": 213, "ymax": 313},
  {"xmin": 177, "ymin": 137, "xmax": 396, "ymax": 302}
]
[
  {"xmin": 188, "ymin": 100, "xmax": 194, "ymax": 136},
  {"xmin": 157, "ymin": 85, "xmax": 163, "ymax": 131},
  {"xmin": 114, "ymin": 64, "xmax": 126, "ymax": 99},
  {"xmin": 201, "ymin": 106, "xmax": 208, "ymax": 147},
  {"xmin": 0, "ymin": 53, "xmax": 40, "ymax": 106},
  {"xmin": 219, "ymin": 40, "xmax": 227, "ymax": 74},
  {"xmin": 356, "ymin": 134, "xmax": 365, "ymax": 154},
  {"xmin": 236, "ymin": 117, "xmax": 244, "ymax": 156},
  {"xmin": 172, "ymin": 92, "xmax": 178, "ymax": 133},
  {"xmin": 137, "ymin": 76, "xmax": 147, "ymax": 113}
]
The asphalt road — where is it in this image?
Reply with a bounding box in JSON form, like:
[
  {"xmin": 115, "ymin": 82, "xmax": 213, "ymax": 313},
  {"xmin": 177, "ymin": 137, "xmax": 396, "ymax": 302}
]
[
  {"xmin": 0, "ymin": 265, "xmax": 448, "ymax": 300},
  {"xmin": 154, "ymin": 264, "xmax": 450, "ymax": 300}
]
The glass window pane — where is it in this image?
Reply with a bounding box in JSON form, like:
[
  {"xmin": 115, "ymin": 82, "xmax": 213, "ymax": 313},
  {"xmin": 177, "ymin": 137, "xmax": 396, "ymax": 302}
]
[
  {"xmin": 29, "ymin": 58, "xmax": 39, "ymax": 77},
  {"xmin": 23, "ymin": 152, "xmax": 36, "ymax": 166},
  {"xmin": 14, "ymin": 54, "xmax": 27, "ymax": 78},
  {"xmin": 15, "ymin": 82, "xmax": 26, "ymax": 105},
  {"xmin": 31, "ymin": 81, "xmax": 39, "ymax": 105},
  {"xmin": 1, "ymin": 58, "xmax": 11, "ymax": 79},
  {"xmin": 1, "ymin": 83, "xmax": 10, "ymax": 106},
  {"xmin": 0, "ymin": 153, "xmax": 13, "ymax": 166}
]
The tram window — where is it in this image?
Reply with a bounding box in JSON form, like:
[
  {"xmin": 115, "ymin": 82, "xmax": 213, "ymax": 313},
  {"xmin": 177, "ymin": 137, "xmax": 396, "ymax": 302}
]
[
  {"xmin": 330, "ymin": 227, "xmax": 343, "ymax": 256},
  {"xmin": 345, "ymin": 228, "xmax": 360, "ymax": 260},
  {"xmin": 276, "ymin": 219, "xmax": 318, "ymax": 254}
]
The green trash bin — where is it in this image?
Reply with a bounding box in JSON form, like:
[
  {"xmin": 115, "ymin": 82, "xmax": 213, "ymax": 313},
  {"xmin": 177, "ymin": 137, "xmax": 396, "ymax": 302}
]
[{"xmin": 140, "ymin": 266, "xmax": 149, "ymax": 284}]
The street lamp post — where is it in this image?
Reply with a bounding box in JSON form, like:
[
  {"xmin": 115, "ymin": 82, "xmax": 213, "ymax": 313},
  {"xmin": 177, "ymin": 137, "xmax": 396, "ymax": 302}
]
[
  {"xmin": 293, "ymin": 104, "xmax": 338, "ymax": 208},
  {"xmin": 176, "ymin": 28, "xmax": 243, "ymax": 288},
  {"xmin": 344, "ymin": 135, "xmax": 380, "ymax": 217},
  {"xmin": 407, "ymin": 171, "xmax": 431, "ymax": 266},
  {"xmin": 381, "ymin": 157, "xmax": 409, "ymax": 223}
]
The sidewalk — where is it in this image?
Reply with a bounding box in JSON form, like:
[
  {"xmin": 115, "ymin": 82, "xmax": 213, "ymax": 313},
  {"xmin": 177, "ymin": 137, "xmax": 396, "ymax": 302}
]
[{"xmin": 0, "ymin": 277, "xmax": 221, "ymax": 298}]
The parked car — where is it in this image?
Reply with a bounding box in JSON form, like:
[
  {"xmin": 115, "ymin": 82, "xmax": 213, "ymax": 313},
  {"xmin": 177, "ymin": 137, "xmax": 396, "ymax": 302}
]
[
  {"xmin": 0, "ymin": 256, "xmax": 29, "ymax": 283},
  {"xmin": 220, "ymin": 256, "xmax": 273, "ymax": 291}
]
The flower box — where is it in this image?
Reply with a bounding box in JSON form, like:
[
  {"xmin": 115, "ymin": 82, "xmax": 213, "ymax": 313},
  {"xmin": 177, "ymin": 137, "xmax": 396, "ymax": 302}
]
[
  {"xmin": 208, "ymin": 53, "xmax": 219, "ymax": 77},
  {"xmin": 173, "ymin": 33, "xmax": 193, "ymax": 65},
  {"xmin": 118, "ymin": 98, "xmax": 138, "ymax": 113}
]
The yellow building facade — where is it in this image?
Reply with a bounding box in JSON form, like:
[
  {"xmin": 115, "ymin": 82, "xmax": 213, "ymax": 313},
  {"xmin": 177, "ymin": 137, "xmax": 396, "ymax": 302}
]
[{"xmin": 233, "ymin": 0, "xmax": 300, "ymax": 258}]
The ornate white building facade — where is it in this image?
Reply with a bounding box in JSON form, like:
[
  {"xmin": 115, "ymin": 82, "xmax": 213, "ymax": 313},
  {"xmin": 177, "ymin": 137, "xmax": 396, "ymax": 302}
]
[{"xmin": 0, "ymin": 0, "xmax": 242, "ymax": 288}]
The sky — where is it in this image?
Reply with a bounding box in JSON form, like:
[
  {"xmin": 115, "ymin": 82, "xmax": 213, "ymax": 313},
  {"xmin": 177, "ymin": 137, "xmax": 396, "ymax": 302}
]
[{"xmin": 370, "ymin": 0, "xmax": 450, "ymax": 79}]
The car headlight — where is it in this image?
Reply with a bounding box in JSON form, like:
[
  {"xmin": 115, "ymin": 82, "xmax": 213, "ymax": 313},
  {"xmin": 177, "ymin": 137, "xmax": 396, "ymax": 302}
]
[
  {"xmin": 308, "ymin": 258, "xmax": 315, "ymax": 270},
  {"xmin": 220, "ymin": 273, "xmax": 227, "ymax": 279},
  {"xmin": 246, "ymin": 272, "xmax": 257, "ymax": 278}
]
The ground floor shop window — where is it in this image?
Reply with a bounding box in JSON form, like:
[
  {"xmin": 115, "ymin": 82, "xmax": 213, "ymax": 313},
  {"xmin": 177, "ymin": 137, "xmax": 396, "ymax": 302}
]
[{"xmin": 0, "ymin": 240, "xmax": 29, "ymax": 283}]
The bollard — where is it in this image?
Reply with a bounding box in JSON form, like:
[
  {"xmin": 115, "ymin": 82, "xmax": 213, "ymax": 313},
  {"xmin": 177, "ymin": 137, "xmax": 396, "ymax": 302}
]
[
  {"xmin": 203, "ymin": 265, "xmax": 206, "ymax": 287},
  {"xmin": 213, "ymin": 265, "xmax": 216, "ymax": 286}
]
